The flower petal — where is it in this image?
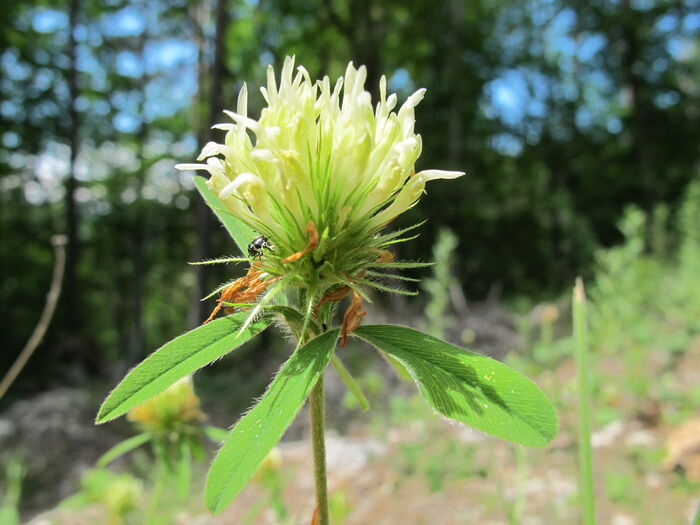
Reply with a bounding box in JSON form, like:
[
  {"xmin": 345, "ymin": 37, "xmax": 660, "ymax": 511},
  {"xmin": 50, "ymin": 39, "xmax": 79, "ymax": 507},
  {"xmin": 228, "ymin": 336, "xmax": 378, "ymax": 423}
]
[
  {"xmin": 175, "ymin": 163, "xmax": 210, "ymax": 171},
  {"xmin": 414, "ymin": 169, "xmax": 465, "ymax": 181},
  {"xmin": 219, "ymin": 172, "xmax": 262, "ymax": 199}
]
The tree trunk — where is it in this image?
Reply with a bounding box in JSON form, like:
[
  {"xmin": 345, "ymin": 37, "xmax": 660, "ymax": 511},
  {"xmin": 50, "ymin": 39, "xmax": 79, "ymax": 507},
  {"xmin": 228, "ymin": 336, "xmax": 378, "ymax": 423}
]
[
  {"xmin": 350, "ymin": 0, "xmax": 383, "ymax": 100},
  {"xmin": 447, "ymin": 0, "xmax": 465, "ymax": 165},
  {"xmin": 128, "ymin": 14, "xmax": 149, "ymax": 365},
  {"xmin": 189, "ymin": 0, "xmax": 229, "ymax": 327},
  {"xmin": 64, "ymin": 0, "xmax": 81, "ymax": 335}
]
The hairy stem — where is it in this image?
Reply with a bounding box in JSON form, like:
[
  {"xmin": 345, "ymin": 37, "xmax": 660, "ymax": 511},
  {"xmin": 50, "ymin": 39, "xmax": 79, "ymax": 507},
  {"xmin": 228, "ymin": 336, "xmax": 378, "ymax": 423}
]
[{"xmin": 310, "ymin": 373, "xmax": 329, "ymax": 525}]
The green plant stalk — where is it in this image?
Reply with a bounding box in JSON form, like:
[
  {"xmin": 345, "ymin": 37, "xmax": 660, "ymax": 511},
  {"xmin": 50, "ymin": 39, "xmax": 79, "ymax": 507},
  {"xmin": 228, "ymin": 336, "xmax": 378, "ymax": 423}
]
[
  {"xmin": 310, "ymin": 373, "xmax": 329, "ymax": 525},
  {"xmin": 573, "ymin": 278, "xmax": 595, "ymax": 525},
  {"xmin": 508, "ymin": 445, "xmax": 528, "ymax": 524},
  {"xmin": 145, "ymin": 466, "xmax": 166, "ymax": 525},
  {"xmin": 331, "ymin": 354, "xmax": 369, "ymax": 410}
]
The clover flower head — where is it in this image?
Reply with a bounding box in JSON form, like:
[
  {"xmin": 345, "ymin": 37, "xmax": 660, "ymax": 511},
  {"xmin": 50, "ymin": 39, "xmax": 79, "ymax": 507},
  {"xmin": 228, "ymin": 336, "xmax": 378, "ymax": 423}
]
[
  {"xmin": 127, "ymin": 376, "xmax": 203, "ymax": 432},
  {"xmin": 177, "ymin": 57, "xmax": 463, "ymax": 334}
]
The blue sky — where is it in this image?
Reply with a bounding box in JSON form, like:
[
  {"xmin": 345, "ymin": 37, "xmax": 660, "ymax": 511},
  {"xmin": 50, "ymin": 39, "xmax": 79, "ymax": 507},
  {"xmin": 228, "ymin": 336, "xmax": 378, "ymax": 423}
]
[{"xmin": 5, "ymin": 2, "xmax": 699, "ymax": 151}]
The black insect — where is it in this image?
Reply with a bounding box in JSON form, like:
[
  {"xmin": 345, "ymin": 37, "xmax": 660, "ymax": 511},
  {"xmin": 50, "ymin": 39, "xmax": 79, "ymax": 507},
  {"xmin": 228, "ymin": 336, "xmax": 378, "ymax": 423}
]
[{"xmin": 248, "ymin": 236, "xmax": 272, "ymax": 258}]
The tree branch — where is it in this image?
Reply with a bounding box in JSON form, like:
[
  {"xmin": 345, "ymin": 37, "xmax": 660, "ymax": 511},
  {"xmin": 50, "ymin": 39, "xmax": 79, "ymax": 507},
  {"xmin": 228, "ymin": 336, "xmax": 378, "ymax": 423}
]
[{"xmin": 0, "ymin": 235, "xmax": 67, "ymax": 400}]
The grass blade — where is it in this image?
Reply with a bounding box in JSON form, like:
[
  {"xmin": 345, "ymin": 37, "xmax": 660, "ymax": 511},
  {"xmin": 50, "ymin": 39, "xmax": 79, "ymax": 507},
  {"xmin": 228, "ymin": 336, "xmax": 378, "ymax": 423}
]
[{"xmin": 574, "ymin": 277, "xmax": 596, "ymax": 524}]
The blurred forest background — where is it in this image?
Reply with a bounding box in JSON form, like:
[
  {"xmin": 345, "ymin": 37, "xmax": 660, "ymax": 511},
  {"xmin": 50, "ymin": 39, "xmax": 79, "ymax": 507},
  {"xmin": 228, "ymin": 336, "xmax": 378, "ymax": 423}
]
[
  {"xmin": 2, "ymin": 0, "xmax": 700, "ymax": 522},
  {"xmin": 3, "ymin": 0, "xmax": 699, "ymax": 394}
]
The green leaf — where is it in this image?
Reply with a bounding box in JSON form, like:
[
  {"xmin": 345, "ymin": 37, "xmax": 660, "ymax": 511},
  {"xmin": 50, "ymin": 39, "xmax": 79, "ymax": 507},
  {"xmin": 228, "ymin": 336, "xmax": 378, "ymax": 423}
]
[
  {"xmin": 194, "ymin": 175, "xmax": 257, "ymax": 255},
  {"xmin": 206, "ymin": 330, "xmax": 338, "ymax": 513},
  {"xmin": 96, "ymin": 433, "xmax": 151, "ymax": 467},
  {"xmin": 353, "ymin": 325, "xmax": 558, "ymax": 447},
  {"xmin": 96, "ymin": 313, "xmax": 268, "ymax": 424}
]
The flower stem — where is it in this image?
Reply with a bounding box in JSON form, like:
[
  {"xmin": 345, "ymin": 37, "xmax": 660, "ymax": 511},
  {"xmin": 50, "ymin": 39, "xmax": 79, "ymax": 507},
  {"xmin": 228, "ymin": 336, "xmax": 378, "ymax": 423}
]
[{"xmin": 310, "ymin": 373, "xmax": 329, "ymax": 525}]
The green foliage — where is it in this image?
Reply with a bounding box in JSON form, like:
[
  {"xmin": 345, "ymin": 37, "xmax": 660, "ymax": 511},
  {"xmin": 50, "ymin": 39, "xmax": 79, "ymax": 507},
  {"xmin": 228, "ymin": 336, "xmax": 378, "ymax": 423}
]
[
  {"xmin": 590, "ymin": 181, "xmax": 700, "ymax": 361},
  {"xmin": 0, "ymin": 457, "xmax": 23, "ymax": 525},
  {"xmin": 61, "ymin": 469, "xmax": 142, "ymax": 522},
  {"xmin": 353, "ymin": 325, "xmax": 558, "ymax": 447},
  {"xmin": 97, "ymin": 313, "xmax": 268, "ymax": 423},
  {"xmin": 422, "ymin": 227, "xmax": 459, "ymax": 339},
  {"xmin": 3, "ymin": 0, "xmax": 700, "ymax": 391},
  {"xmin": 205, "ymin": 330, "xmax": 339, "ymax": 513},
  {"xmin": 96, "ymin": 378, "xmax": 220, "ymax": 521},
  {"xmin": 514, "ymin": 181, "xmax": 700, "ymax": 409},
  {"xmin": 394, "ymin": 433, "xmax": 480, "ymax": 493},
  {"xmin": 14, "ymin": 0, "xmax": 700, "ymax": 521}
]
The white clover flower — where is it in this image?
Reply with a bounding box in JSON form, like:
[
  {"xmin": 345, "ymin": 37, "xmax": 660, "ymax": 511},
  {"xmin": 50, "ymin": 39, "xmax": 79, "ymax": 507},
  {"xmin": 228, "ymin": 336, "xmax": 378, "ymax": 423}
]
[
  {"xmin": 178, "ymin": 56, "xmax": 461, "ymax": 255},
  {"xmin": 177, "ymin": 57, "xmax": 463, "ymax": 338}
]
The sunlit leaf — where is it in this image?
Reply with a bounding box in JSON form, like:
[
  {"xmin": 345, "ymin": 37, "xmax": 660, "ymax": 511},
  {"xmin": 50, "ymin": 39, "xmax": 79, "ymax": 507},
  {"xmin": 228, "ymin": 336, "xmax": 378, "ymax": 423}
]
[
  {"xmin": 194, "ymin": 175, "xmax": 257, "ymax": 255},
  {"xmin": 97, "ymin": 313, "xmax": 268, "ymax": 424},
  {"xmin": 206, "ymin": 330, "xmax": 338, "ymax": 513},
  {"xmin": 354, "ymin": 325, "xmax": 558, "ymax": 447}
]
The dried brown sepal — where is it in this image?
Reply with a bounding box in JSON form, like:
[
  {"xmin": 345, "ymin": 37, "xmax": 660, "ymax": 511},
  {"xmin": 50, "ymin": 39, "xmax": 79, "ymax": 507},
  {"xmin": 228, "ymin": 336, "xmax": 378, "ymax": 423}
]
[
  {"xmin": 313, "ymin": 285, "xmax": 351, "ymax": 316},
  {"xmin": 310, "ymin": 504, "xmax": 319, "ymax": 525},
  {"xmin": 282, "ymin": 221, "xmax": 319, "ymax": 263},
  {"xmin": 203, "ymin": 264, "xmax": 277, "ymax": 323},
  {"xmin": 340, "ymin": 290, "xmax": 366, "ymax": 347}
]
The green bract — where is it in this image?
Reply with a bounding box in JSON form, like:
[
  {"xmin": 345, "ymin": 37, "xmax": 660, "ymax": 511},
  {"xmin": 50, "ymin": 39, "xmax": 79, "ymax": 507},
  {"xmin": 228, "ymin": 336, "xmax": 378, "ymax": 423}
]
[{"xmin": 98, "ymin": 58, "xmax": 558, "ymax": 515}]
